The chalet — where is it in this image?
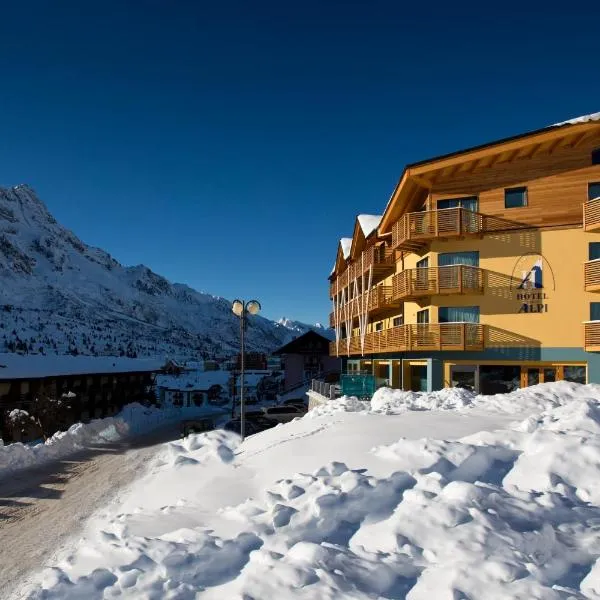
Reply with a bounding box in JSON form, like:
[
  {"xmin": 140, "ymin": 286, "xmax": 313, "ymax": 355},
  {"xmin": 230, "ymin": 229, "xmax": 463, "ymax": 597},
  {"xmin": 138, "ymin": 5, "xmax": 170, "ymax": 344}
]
[
  {"xmin": 273, "ymin": 330, "xmax": 340, "ymax": 391},
  {"xmin": 328, "ymin": 112, "xmax": 600, "ymax": 394}
]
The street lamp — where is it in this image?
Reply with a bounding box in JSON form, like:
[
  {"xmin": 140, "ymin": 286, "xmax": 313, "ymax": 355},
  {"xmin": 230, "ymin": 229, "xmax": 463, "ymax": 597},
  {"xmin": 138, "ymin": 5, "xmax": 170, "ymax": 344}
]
[{"xmin": 231, "ymin": 299, "xmax": 261, "ymax": 440}]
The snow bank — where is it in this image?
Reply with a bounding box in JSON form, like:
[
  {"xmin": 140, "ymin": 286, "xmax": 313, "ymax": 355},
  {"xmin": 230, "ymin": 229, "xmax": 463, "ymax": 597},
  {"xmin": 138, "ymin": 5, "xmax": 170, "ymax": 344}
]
[
  {"xmin": 311, "ymin": 381, "xmax": 600, "ymax": 418},
  {"xmin": 0, "ymin": 402, "xmax": 210, "ymax": 479},
  {"xmin": 23, "ymin": 382, "xmax": 600, "ymax": 599}
]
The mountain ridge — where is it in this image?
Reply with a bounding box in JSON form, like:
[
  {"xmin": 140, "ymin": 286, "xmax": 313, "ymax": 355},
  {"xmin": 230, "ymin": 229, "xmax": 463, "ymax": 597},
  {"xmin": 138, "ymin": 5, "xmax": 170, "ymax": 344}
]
[{"xmin": 0, "ymin": 185, "xmax": 329, "ymax": 359}]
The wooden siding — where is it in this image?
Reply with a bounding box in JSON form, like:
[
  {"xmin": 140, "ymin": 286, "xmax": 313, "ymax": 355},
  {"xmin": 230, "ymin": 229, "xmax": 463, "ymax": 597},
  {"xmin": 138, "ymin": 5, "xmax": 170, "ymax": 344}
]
[{"xmin": 429, "ymin": 135, "xmax": 600, "ymax": 228}]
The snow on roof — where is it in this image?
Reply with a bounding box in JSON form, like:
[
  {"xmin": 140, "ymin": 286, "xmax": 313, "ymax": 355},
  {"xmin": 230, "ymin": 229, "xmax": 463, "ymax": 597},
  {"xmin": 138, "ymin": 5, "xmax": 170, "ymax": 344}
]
[
  {"xmin": 552, "ymin": 112, "xmax": 600, "ymax": 127},
  {"xmin": 156, "ymin": 370, "xmax": 231, "ymax": 391},
  {"xmin": 357, "ymin": 214, "xmax": 382, "ymax": 238},
  {"xmin": 340, "ymin": 238, "xmax": 352, "ymax": 259},
  {"xmin": 0, "ymin": 353, "xmax": 164, "ymax": 380}
]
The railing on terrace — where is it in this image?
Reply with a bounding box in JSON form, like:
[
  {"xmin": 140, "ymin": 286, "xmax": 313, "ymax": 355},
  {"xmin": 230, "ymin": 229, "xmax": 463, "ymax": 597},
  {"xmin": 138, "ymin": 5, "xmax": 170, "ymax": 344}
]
[
  {"xmin": 391, "ymin": 207, "xmax": 526, "ymax": 251},
  {"xmin": 329, "ymin": 245, "xmax": 395, "ymax": 298},
  {"xmin": 310, "ymin": 379, "xmax": 341, "ymax": 400},
  {"xmin": 584, "ymin": 322, "xmax": 600, "ymax": 352},
  {"xmin": 585, "ymin": 260, "xmax": 600, "ymax": 291},
  {"xmin": 392, "ymin": 265, "xmax": 483, "ymax": 299},
  {"xmin": 329, "ymin": 285, "xmax": 401, "ymax": 328},
  {"xmin": 584, "ymin": 199, "xmax": 600, "ymax": 232},
  {"xmin": 329, "ymin": 323, "xmax": 485, "ymax": 356}
]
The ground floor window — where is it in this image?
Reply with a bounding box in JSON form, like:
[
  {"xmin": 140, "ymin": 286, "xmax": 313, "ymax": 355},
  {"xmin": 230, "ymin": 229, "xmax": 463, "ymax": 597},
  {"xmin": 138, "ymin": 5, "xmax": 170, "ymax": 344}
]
[
  {"xmin": 479, "ymin": 365, "xmax": 521, "ymax": 395},
  {"xmin": 564, "ymin": 365, "xmax": 586, "ymax": 384},
  {"xmin": 449, "ymin": 363, "xmax": 587, "ymax": 394}
]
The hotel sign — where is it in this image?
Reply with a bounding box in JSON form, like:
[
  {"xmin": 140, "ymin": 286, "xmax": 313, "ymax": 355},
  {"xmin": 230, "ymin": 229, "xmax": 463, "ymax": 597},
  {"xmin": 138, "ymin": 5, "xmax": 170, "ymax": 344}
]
[{"xmin": 511, "ymin": 254, "xmax": 555, "ymax": 314}]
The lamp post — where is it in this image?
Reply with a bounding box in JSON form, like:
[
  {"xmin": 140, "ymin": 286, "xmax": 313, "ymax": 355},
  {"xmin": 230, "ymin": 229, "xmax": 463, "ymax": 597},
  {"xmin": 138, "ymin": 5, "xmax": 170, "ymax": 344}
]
[{"xmin": 231, "ymin": 299, "xmax": 261, "ymax": 441}]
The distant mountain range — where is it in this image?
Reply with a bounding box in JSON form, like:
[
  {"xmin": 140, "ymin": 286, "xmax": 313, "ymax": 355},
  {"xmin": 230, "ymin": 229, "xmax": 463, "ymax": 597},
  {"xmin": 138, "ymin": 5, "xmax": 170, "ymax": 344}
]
[{"xmin": 0, "ymin": 185, "xmax": 330, "ymax": 359}]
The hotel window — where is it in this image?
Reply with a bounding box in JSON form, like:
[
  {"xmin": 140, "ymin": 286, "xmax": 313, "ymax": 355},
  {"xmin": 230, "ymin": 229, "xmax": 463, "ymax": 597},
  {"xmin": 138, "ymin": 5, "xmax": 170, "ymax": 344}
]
[
  {"xmin": 416, "ymin": 309, "xmax": 429, "ymax": 324},
  {"xmin": 438, "ymin": 306, "xmax": 480, "ymax": 323},
  {"xmin": 437, "ymin": 196, "xmax": 478, "ymax": 211},
  {"xmin": 375, "ymin": 322, "xmax": 383, "ymax": 332},
  {"xmin": 504, "ymin": 186, "xmax": 528, "ymax": 208},
  {"xmin": 563, "ymin": 366, "xmax": 586, "ymax": 384},
  {"xmin": 392, "ymin": 315, "xmax": 404, "ymax": 327},
  {"xmin": 593, "ymin": 148, "xmax": 600, "ymax": 165},
  {"xmin": 438, "ymin": 251, "xmax": 479, "ymax": 267},
  {"xmin": 590, "ymin": 243, "xmax": 600, "ymax": 261},
  {"xmin": 590, "ymin": 302, "xmax": 600, "ymax": 321},
  {"xmin": 589, "ymin": 182, "xmax": 600, "ymax": 201}
]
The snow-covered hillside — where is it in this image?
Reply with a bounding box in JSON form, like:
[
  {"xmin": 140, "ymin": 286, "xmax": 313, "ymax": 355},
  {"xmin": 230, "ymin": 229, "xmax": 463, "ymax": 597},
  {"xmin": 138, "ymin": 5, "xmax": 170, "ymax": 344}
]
[
  {"xmin": 0, "ymin": 185, "xmax": 328, "ymax": 359},
  {"xmin": 20, "ymin": 381, "xmax": 600, "ymax": 599}
]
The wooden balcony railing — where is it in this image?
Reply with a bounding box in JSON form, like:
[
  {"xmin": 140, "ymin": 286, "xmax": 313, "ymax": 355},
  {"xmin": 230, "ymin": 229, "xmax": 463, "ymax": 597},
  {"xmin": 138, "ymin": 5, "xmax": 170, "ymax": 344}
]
[
  {"xmin": 329, "ymin": 244, "xmax": 395, "ymax": 297},
  {"xmin": 329, "ymin": 323, "xmax": 485, "ymax": 356},
  {"xmin": 584, "ymin": 199, "xmax": 600, "ymax": 232},
  {"xmin": 391, "ymin": 207, "xmax": 525, "ymax": 252},
  {"xmin": 584, "ymin": 322, "xmax": 600, "ymax": 351},
  {"xmin": 585, "ymin": 260, "xmax": 600, "ymax": 291},
  {"xmin": 329, "ymin": 286, "xmax": 401, "ymax": 328},
  {"xmin": 392, "ymin": 265, "xmax": 484, "ymax": 300}
]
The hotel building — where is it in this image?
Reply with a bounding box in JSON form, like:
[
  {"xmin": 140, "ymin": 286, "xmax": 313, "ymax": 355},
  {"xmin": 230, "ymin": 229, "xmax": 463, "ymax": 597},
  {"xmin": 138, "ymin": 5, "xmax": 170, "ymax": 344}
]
[{"xmin": 329, "ymin": 113, "xmax": 600, "ymax": 394}]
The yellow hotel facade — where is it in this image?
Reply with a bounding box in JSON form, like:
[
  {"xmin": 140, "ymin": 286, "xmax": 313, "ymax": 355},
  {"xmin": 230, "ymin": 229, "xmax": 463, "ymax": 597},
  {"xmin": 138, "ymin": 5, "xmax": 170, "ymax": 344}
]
[{"xmin": 329, "ymin": 112, "xmax": 600, "ymax": 394}]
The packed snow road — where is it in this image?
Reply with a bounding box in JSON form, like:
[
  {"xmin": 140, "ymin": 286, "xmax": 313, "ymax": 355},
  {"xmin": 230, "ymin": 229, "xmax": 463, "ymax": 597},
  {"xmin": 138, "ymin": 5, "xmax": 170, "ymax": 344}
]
[{"xmin": 0, "ymin": 425, "xmax": 180, "ymax": 600}]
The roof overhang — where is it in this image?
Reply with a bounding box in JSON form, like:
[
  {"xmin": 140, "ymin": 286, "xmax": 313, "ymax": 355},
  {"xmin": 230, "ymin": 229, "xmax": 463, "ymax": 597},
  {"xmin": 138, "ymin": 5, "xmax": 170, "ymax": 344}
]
[{"xmin": 380, "ymin": 118, "xmax": 600, "ymax": 232}]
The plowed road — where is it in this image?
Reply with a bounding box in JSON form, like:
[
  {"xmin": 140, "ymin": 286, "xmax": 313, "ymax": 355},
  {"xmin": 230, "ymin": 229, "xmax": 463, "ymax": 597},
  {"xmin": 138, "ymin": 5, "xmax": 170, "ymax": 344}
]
[{"xmin": 0, "ymin": 426, "xmax": 179, "ymax": 599}]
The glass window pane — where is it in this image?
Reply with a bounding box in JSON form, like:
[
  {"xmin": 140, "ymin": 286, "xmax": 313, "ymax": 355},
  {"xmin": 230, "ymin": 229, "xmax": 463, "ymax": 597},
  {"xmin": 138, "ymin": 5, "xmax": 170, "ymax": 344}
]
[
  {"xmin": 479, "ymin": 365, "xmax": 520, "ymax": 395},
  {"xmin": 505, "ymin": 187, "xmax": 528, "ymax": 208},
  {"xmin": 590, "ymin": 243, "xmax": 600, "ymax": 261},
  {"xmin": 437, "ymin": 196, "xmax": 478, "ymax": 211},
  {"xmin": 416, "ymin": 309, "xmax": 429, "ymax": 324},
  {"xmin": 439, "ymin": 306, "xmax": 480, "ymax": 323},
  {"xmin": 563, "ymin": 366, "xmax": 586, "ymax": 384},
  {"xmin": 593, "ymin": 148, "xmax": 600, "ymax": 166},
  {"xmin": 527, "ymin": 368, "xmax": 540, "ymax": 387},
  {"xmin": 416, "ymin": 257, "xmax": 429, "ymax": 269},
  {"xmin": 438, "ymin": 251, "xmax": 480, "ymax": 267},
  {"xmin": 589, "ymin": 182, "xmax": 600, "ymax": 201},
  {"xmin": 543, "ymin": 368, "xmax": 556, "ymax": 383},
  {"xmin": 591, "ymin": 302, "xmax": 600, "ymax": 321}
]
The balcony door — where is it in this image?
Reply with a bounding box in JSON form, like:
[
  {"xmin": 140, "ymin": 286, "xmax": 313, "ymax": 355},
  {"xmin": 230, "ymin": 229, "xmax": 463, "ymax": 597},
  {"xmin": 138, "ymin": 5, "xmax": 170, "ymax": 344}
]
[
  {"xmin": 437, "ymin": 197, "xmax": 479, "ymax": 234},
  {"xmin": 438, "ymin": 252, "xmax": 480, "ymax": 291},
  {"xmin": 415, "ymin": 256, "xmax": 430, "ymax": 293},
  {"xmin": 437, "ymin": 196, "xmax": 478, "ymax": 211}
]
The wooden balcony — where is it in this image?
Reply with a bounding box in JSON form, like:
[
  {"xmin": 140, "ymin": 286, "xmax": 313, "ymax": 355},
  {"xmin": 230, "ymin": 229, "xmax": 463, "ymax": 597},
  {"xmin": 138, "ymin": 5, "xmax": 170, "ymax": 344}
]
[
  {"xmin": 584, "ymin": 322, "xmax": 600, "ymax": 351},
  {"xmin": 330, "ymin": 286, "xmax": 402, "ymax": 328},
  {"xmin": 584, "ymin": 199, "xmax": 600, "ymax": 232},
  {"xmin": 391, "ymin": 207, "xmax": 525, "ymax": 252},
  {"xmin": 585, "ymin": 260, "xmax": 600, "ymax": 292},
  {"xmin": 392, "ymin": 265, "xmax": 484, "ymax": 300},
  {"xmin": 329, "ymin": 323, "xmax": 485, "ymax": 356},
  {"xmin": 329, "ymin": 244, "xmax": 395, "ymax": 298}
]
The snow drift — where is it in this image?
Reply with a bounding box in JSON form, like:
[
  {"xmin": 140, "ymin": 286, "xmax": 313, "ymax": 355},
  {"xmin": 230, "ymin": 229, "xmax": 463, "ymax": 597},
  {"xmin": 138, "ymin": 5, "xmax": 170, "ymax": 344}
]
[{"xmin": 21, "ymin": 382, "xmax": 600, "ymax": 599}]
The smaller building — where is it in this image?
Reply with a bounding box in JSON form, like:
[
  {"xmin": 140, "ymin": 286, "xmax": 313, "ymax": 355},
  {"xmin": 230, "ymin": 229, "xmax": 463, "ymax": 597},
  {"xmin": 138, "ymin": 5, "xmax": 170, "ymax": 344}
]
[
  {"xmin": 0, "ymin": 354, "xmax": 163, "ymax": 442},
  {"xmin": 273, "ymin": 330, "xmax": 340, "ymax": 392},
  {"xmin": 156, "ymin": 370, "xmax": 231, "ymax": 410}
]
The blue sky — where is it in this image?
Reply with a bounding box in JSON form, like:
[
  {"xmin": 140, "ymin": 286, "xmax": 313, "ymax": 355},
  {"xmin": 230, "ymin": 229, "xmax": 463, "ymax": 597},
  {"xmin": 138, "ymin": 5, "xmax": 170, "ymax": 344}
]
[{"xmin": 0, "ymin": 1, "xmax": 598, "ymax": 324}]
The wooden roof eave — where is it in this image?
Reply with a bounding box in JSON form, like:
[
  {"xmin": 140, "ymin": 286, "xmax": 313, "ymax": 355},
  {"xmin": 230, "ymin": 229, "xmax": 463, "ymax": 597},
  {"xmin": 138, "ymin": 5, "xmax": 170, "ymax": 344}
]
[{"xmin": 379, "ymin": 120, "xmax": 600, "ymax": 233}]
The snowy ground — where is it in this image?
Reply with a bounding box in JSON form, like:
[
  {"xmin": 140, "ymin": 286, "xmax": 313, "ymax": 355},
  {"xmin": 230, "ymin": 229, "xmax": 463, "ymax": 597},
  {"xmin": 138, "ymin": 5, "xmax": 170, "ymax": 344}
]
[{"xmin": 12, "ymin": 382, "xmax": 600, "ymax": 599}]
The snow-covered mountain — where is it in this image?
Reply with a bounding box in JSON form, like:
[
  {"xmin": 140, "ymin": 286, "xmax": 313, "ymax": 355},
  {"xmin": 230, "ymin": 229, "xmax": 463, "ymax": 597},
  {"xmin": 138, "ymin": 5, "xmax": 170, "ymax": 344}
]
[{"xmin": 0, "ymin": 185, "xmax": 329, "ymax": 359}]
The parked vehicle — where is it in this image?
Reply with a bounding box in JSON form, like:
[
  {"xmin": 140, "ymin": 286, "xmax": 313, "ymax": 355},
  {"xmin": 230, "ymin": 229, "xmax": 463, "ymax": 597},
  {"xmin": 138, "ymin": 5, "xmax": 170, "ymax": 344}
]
[
  {"xmin": 248, "ymin": 415, "xmax": 278, "ymax": 432},
  {"xmin": 261, "ymin": 405, "xmax": 306, "ymax": 423},
  {"xmin": 180, "ymin": 418, "xmax": 214, "ymax": 437},
  {"xmin": 282, "ymin": 398, "xmax": 307, "ymax": 409},
  {"xmin": 223, "ymin": 419, "xmax": 258, "ymax": 436}
]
